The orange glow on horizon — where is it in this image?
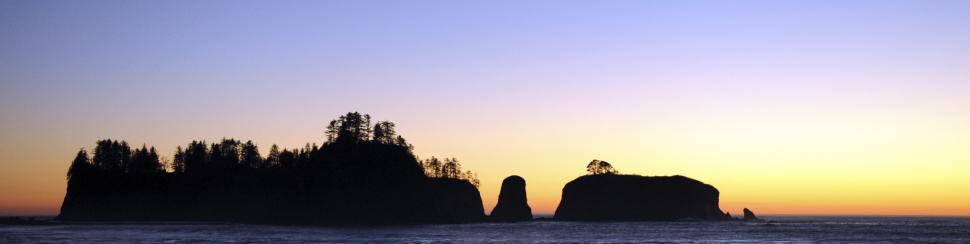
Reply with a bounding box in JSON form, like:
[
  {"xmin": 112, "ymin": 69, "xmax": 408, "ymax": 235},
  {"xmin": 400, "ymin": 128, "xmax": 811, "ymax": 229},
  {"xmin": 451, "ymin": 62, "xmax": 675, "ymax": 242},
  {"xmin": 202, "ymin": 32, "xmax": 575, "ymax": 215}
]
[{"xmin": 4, "ymin": 1, "xmax": 970, "ymax": 218}]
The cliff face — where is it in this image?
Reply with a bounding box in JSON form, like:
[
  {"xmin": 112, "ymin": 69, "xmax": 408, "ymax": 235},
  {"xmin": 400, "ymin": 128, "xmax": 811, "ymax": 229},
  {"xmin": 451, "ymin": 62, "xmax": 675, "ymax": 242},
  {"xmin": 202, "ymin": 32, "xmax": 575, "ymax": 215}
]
[
  {"xmin": 422, "ymin": 178, "xmax": 487, "ymax": 223},
  {"xmin": 554, "ymin": 174, "xmax": 729, "ymax": 221},
  {"xmin": 59, "ymin": 174, "xmax": 485, "ymax": 224},
  {"xmin": 489, "ymin": 175, "xmax": 533, "ymax": 222}
]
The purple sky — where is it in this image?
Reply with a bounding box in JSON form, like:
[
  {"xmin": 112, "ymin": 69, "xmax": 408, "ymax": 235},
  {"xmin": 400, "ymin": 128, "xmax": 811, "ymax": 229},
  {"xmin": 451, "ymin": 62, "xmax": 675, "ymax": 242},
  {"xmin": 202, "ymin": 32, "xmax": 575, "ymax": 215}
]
[{"xmin": 3, "ymin": 0, "xmax": 970, "ymax": 215}]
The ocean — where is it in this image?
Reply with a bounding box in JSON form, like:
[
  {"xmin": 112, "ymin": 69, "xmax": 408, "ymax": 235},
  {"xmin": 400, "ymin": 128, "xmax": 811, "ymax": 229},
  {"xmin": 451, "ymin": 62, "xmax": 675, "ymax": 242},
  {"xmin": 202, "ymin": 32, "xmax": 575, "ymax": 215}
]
[{"xmin": 2, "ymin": 216, "xmax": 969, "ymax": 243}]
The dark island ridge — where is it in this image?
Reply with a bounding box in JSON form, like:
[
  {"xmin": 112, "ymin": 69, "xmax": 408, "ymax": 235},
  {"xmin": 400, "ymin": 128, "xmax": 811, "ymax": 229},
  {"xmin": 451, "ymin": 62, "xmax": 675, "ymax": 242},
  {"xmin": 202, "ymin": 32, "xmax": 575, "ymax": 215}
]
[
  {"xmin": 58, "ymin": 112, "xmax": 754, "ymax": 225},
  {"xmin": 60, "ymin": 112, "xmax": 484, "ymax": 224}
]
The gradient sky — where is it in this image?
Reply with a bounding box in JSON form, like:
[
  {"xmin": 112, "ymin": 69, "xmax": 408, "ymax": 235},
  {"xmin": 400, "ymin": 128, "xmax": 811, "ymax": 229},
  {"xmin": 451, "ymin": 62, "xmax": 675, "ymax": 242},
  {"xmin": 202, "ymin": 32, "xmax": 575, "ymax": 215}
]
[{"xmin": 3, "ymin": 0, "xmax": 970, "ymax": 216}]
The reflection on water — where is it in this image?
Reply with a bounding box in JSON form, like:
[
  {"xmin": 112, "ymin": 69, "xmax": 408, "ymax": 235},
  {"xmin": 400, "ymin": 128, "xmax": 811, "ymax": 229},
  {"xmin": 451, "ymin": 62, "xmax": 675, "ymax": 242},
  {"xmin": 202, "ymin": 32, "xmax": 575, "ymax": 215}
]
[{"xmin": 2, "ymin": 216, "xmax": 969, "ymax": 243}]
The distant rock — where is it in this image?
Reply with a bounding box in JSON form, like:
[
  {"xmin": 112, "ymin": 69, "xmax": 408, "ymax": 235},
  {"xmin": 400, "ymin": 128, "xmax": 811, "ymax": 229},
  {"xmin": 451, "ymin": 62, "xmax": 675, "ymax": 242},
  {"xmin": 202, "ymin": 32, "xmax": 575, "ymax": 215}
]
[
  {"xmin": 489, "ymin": 175, "xmax": 533, "ymax": 222},
  {"xmin": 554, "ymin": 174, "xmax": 731, "ymax": 221},
  {"xmin": 743, "ymin": 208, "xmax": 759, "ymax": 221}
]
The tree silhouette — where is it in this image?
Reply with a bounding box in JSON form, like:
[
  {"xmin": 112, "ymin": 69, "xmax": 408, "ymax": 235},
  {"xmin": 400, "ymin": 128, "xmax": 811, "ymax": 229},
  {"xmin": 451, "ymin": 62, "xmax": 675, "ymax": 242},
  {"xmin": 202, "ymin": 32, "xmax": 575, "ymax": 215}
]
[
  {"xmin": 172, "ymin": 146, "xmax": 186, "ymax": 173},
  {"xmin": 464, "ymin": 171, "xmax": 480, "ymax": 188},
  {"xmin": 394, "ymin": 136, "xmax": 410, "ymax": 148},
  {"xmin": 422, "ymin": 157, "xmax": 479, "ymax": 187},
  {"xmin": 424, "ymin": 157, "xmax": 442, "ymax": 177},
  {"xmin": 66, "ymin": 149, "xmax": 90, "ymax": 180},
  {"xmin": 129, "ymin": 145, "xmax": 162, "ymax": 173},
  {"xmin": 241, "ymin": 140, "xmax": 262, "ymax": 169},
  {"xmin": 586, "ymin": 159, "xmax": 618, "ymax": 175},
  {"xmin": 265, "ymin": 144, "xmax": 281, "ymax": 168},
  {"xmin": 92, "ymin": 140, "xmax": 132, "ymax": 172},
  {"xmin": 372, "ymin": 121, "xmax": 397, "ymax": 144},
  {"xmin": 210, "ymin": 138, "xmax": 242, "ymax": 169},
  {"xmin": 329, "ymin": 112, "xmax": 372, "ymax": 144},
  {"xmin": 59, "ymin": 112, "xmax": 485, "ymax": 224},
  {"xmin": 278, "ymin": 148, "xmax": 297, "ymax": 168},
  {"xmin": 443, "ymin": 158, "xmax": 458, "ymax": 179},
  {"xmin": 183, "ymin": 141, "xmax": 208, "ymax": 173},
  {"xmin": 325, "ymin": 120, "xmax": 339, "ymax": 143},
  {"xmin": 118, "ymin": 141, "xmax": 132, "ymax": 172}
]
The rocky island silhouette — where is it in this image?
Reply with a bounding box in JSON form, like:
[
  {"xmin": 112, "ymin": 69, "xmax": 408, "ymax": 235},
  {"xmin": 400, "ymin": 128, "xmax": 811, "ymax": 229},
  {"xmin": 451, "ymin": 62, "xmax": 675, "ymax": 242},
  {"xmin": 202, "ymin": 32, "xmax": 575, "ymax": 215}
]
[
  {"xmin": 58, "ymin": 112, "xmax": 755, "ymax": 225},
  {"xmin": 488, "ymin": 175, "xmax": 533, "ymax": 222},
  {"xmin": 555, "ymin": 162, "xmax": 731, "ymax": 221}
]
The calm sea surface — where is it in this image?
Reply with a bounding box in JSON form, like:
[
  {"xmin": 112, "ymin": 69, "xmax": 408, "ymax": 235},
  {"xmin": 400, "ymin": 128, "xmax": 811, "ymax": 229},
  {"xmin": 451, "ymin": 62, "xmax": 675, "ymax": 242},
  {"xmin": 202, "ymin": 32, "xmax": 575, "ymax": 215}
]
[{"xmin": 2, "ymin": 216, "xmax": 969, "ymax": 243}]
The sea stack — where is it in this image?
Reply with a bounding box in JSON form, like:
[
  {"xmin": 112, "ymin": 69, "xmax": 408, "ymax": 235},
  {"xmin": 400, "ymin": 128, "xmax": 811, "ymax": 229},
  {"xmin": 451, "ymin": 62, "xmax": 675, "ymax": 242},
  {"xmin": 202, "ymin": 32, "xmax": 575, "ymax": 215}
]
[
  {"xmin": 554, "ymin": 174, "xmax": 731, "ymax": 221},
  {"xmin": 489, "ymin": 175, "xmax": 533, "ymax": 222},
  {"xmin": 743, "ymin": 208, "xmax": 759, "ymax": 221}
]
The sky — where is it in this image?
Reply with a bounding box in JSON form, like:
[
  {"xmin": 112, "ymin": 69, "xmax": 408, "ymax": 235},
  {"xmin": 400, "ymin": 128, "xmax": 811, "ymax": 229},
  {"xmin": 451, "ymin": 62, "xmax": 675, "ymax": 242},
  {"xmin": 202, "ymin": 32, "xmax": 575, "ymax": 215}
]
[{"xmin": 2, "ymin": 0, "xmax": 970, "ymax": 216}]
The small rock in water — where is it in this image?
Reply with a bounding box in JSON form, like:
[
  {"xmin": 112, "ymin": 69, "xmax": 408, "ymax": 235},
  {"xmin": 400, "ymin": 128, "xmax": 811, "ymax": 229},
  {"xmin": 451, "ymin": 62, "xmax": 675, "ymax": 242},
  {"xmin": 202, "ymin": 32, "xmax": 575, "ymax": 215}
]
[{"xmin": 743, "ymin": 208, "xmax": 759, "ymax": 221}]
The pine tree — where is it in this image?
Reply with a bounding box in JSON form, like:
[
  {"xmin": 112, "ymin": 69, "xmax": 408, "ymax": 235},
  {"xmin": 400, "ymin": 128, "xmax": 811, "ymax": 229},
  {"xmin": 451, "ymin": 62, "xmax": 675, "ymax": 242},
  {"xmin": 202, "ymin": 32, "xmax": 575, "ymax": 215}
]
[
  {"xmin": 119, "ymin": 141, "xmax": 132, "ymax": 172},
  {"xmin": 333, "ymin": 112, "xmax": 374, "ymax": 144},
  {"xmin": 241, "ymin": 140, "xmax": 262, "ymax": 169},
  {"xmin": 184, "ymin": 141, "xmax": 208, "ymax": 173},
  {"xmin": 266, "ymin": 144, "xmax": 281, "ymax": 168},
  {"xmin": 373, "ymin": 121, "xmax": 397, "ymax": 144},
  {"xmin": 172, "ymin": 146, "xmax": 186, "ymax": 173},
  {"xmin": 149, "ymin": 147, "xmax": 161, "ymax": 172},
  {"xmin": 67, "ymin": 149, "xmax": 91, "ymax": 180}
]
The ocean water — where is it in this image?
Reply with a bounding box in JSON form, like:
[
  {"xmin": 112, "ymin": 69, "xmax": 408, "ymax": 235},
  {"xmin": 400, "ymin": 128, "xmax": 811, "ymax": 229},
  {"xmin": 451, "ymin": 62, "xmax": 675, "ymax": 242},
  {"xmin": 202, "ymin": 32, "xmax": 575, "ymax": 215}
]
[{"xmin": 2, "ymin": 216, "xmax": 969, "ymax": 243}]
